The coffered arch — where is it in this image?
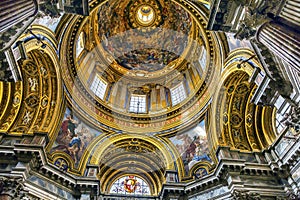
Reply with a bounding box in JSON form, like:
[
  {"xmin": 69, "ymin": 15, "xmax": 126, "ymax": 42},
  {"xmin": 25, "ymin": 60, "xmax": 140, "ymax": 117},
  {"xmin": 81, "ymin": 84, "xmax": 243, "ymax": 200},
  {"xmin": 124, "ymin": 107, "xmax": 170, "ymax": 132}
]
[
  {"xmin": 0, "ymin": 26, "xmax": 63, "ymax": 138},
  {"xmin": 87, "ymin": 134, "xmax": 177, "ymax": 195},
  {"xmin": 209, "ymin": 49, "xmax": 277, "ymax": 154}
]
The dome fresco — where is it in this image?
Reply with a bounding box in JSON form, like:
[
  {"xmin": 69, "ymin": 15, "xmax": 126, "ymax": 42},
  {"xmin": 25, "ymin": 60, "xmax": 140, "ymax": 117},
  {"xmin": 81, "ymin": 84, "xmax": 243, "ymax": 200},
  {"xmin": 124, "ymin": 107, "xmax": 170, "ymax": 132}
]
[
  {"xmin": 59, "ymin": 0, "xmax": 222, "ymax": 136},
  {"xmin": 46, "ymin": 1, "xmax": 227, "ymax": 186},
  {"xmin": 97, "ymin": 0, "xmax": 192, "ymax": 73}
]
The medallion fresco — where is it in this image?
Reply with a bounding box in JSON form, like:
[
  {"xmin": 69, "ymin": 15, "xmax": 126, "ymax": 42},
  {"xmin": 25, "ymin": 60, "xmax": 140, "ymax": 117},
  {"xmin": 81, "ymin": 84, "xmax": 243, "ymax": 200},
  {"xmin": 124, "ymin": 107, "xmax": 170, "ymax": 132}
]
[
  {"xmin": 50, "ymin": 107, "xmax": 103, "ymax": 166},
  {"xmin": 170, "ymin": 120, "xmax": 211, "ymax": 175},
  {"xmin": 97, "ymin": 0, "xmax": 192, "ymax": 72}
]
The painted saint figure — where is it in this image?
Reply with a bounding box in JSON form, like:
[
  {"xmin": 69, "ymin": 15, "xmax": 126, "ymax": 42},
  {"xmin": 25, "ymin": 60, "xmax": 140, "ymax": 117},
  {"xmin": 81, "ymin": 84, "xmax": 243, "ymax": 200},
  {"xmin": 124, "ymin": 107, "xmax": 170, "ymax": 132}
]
[{"xmin": 67, "ymin": 134, "xmax": 81, "ymax": 164}]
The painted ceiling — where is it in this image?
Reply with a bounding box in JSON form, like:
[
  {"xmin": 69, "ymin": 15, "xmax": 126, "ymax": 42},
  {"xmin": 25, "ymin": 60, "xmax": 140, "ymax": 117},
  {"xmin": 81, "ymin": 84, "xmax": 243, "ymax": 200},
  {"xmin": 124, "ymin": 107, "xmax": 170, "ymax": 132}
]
[{"xmin": 97, "ymin": 0, "xmax": 192, "ymax": 73}]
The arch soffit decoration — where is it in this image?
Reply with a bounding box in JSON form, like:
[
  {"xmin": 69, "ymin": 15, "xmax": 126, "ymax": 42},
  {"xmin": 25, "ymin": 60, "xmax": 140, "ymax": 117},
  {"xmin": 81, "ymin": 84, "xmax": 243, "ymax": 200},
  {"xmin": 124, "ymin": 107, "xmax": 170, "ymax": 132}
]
[
  {"xmin": 208, "ymin": 49, "xmax": 277, "ymax": 156},
  {"xmin": 89, "ymin": 134, "xmax": 174, "ymax": 168},
  {"xmin": 0, "ymin": 25, "xmax": 63, "ymax": 140},
  {"xmin": 89, "ymin": 134, "xmax": 175, "ymax": 195}
]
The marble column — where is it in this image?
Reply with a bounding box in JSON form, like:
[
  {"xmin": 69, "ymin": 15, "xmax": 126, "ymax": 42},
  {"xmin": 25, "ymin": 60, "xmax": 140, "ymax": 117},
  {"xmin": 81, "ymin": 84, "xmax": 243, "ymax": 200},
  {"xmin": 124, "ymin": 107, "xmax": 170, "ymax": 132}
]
[
  {"xmin": 279, "ymin": 0, "xmax": 300, "ymax": 27},
  {"xmin": 0, "ymin": 0, "xmax": 38, "ymax": 33},
  {"xmin": 257, "ymin": 21, "xmax": 300, "ymax": 72}
]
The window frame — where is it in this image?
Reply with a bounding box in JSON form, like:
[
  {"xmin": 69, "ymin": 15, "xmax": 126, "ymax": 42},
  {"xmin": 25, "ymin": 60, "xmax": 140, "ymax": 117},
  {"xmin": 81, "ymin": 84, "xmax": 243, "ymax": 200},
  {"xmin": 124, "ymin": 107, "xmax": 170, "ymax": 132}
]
[
  {"xmin": 170, "ymin": 82, "xmax": 187, "ymax": 106},
  {"xmin": 109, "ymin": 175, "xmax": 151, "ymax": 196},
  {"xmin": 129, "ymin": 94, "xmax": 147, "ymax": 113},
  {"xmin": 90, "ymin": 74, "xmax": 108, "ymax": 100}
]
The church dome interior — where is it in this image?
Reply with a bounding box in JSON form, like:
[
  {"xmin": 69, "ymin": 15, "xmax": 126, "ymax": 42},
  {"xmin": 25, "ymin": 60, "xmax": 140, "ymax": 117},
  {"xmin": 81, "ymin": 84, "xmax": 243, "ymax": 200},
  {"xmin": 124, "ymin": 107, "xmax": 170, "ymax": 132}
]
[{"xmin": 0, "ymin": 0, "xmax": 299, "ymax": 199}]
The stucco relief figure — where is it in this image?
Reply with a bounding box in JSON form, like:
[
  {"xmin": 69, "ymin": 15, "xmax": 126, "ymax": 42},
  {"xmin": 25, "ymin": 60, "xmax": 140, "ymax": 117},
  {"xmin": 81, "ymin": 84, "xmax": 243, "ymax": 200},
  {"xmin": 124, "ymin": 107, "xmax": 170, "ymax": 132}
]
[
  {"xmin": 281, "ymin": 106, "xmax": 300, "ymax": 135},
  {"xmin": 22, "ymin": 111, "xmax": 32, "ymax": 125},
  {"xmin": 234, "ymin": 0, "xmax": 280, "ymax": 41},
  {"xmin": 40, "ymin": 66, "xmax": 47, "ymax": 76},
  {"xmin": 39, "ymin": 0, "xmax": 61, "ymax": 18},
  {"xmin": 28, "ymin": 77, "xmax": 38, "ymax": 91}
]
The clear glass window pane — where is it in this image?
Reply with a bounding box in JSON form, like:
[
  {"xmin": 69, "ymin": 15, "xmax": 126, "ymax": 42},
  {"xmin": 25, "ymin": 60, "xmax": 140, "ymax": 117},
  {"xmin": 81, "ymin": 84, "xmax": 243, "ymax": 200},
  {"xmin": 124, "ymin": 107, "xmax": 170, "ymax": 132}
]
[
  {"xmin": 129, "ymin": 95, "xmax": 146, "ymax": 113},
  {"xmin": 170, "ymin": 82, "xmax": 187, "ymax": 106},
  {"xmin": 90, "ymin": 75, "xmax": 107, "ymax": 100}
]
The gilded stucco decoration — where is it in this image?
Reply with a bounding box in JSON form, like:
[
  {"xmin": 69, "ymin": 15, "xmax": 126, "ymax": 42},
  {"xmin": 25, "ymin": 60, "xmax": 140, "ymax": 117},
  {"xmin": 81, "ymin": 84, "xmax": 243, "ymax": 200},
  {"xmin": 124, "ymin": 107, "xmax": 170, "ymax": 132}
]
[
  {"xmin": 49, "ymin": 2, "xmax": 228, "ymax": 187},
  {"xmin": 98, "ymin": 138, "xmax": 166, "ymax": 195},
  {"xmin": 0, "ymin": 26, "xmax": 63, "ymax": 137},
  {"xmin": 1, "ymin": 0, "xmax": 299, "ymax": 199},
  {"xmin": 209, "ymin": 49, "xmax": 277, "ymax": 154}
]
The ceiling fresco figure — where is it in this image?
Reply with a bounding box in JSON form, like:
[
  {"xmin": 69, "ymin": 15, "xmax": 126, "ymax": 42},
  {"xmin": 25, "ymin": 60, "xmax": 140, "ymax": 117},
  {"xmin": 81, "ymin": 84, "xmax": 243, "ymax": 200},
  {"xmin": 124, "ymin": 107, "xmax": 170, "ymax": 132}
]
[
  {"xmin": 50, "ymin": 107, "xmax": 103, "ymax": 167},
  {"xmin": 97, "ymin": 0, "xmax": 192, "ymax": 72},
  {"xmin": 170, "ymin": 120, "xmax": 211, "ymax": 176}
]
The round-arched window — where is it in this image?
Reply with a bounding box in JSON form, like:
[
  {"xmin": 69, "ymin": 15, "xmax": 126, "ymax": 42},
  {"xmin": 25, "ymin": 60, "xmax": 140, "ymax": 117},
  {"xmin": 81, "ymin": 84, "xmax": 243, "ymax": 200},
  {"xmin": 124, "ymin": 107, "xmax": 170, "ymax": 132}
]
[{"xmin": 109, "ymin": 175, "xmax": 151, "ymax": 196}]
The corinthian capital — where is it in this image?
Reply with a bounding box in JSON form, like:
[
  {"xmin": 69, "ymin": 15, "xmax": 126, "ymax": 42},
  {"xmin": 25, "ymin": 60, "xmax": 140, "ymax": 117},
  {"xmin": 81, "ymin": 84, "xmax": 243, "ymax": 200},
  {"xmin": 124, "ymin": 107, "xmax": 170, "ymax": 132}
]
[
  {"xmin": 0, "ymin": 176, "xmax": 28, "ymax": 199},
  {"xmin": 234, "ymin": 0, "xmax": 280, "ymax": 40}
]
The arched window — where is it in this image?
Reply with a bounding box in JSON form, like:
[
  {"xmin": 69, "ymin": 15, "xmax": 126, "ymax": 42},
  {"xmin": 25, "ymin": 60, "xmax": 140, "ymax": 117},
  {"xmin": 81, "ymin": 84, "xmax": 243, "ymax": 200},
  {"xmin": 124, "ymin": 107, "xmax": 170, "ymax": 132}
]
[{"xmin": 109, "ymin": 176, "xmax": 151, "ymax": 195}]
